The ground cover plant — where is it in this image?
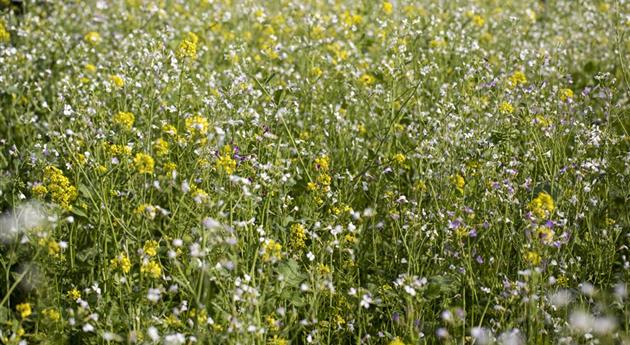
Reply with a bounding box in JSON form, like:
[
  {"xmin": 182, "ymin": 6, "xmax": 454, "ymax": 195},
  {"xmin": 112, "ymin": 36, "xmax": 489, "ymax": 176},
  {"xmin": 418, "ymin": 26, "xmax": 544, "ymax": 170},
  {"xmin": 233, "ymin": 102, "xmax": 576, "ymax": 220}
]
[{"xmin": 0, "ymin": 0, "xmax": 629, "ymax": 344}]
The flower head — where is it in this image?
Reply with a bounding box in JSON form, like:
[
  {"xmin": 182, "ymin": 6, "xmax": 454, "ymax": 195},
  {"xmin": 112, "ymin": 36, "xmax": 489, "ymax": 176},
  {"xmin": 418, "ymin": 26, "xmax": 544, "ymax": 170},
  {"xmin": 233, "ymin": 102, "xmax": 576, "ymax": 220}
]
[
  {"xmin": 134, "ymin": 153, "xmax": 155, "ymax": 174},
  {"xmin": 16, "ymin": 303, "xmax": 31, "ymax": 319}
]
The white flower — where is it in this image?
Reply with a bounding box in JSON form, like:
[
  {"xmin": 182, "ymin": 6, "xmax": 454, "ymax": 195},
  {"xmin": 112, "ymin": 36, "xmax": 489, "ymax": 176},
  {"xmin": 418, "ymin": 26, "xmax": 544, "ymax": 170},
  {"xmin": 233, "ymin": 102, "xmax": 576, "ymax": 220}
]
[
  {"xmin": 471, "ymin": 327, "xmax": 493, "ymax": 345},
  {"xmin": 203, "ymin": 217, "xmax": 221, "ymax": 229},
  {"xmin": 360, "ymin": 294, "xmax": 373, "ymax": 309},
  {"xmin": 147, "ymin": 327, "xmax": 160, "ymax": 342},
  {"xmin": 163, "ymin": 333, "xmax": 186, "ymax": 345},
  {"xmin": 147, "ymin": 288, "xmax": 161, "ymax": 303}
]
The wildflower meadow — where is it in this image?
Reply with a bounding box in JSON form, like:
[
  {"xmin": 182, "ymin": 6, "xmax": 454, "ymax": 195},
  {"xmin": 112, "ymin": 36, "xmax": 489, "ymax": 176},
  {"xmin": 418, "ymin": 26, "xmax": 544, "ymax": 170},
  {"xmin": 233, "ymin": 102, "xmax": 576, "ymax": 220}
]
[{"xmin": 0, "ymin": 0, "xmax": 629, "ymax": 344}]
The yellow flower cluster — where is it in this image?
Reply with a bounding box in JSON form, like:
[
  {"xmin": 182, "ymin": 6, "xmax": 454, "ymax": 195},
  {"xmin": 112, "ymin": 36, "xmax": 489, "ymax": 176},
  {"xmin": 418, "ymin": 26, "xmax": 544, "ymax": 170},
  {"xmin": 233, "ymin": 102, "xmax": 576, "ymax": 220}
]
[
  {"xmin": 450, "ymin": 174, "xmax": 465, "ymax": 194},
  {"xmin": 153, "ymin": 138, "xmax": 169, "ymax": 156},
  {"xmin": 43, "ymin": 165, "xmax": 78, "ymax": 210},
  {"xmin": 110, "ymin": 254, "xmax": 132, "ymax": 273},
  {"xmin": 536, "ymin": 226, "xmax": 554, "ymax": 244},
  {"xmin": 31, "ymin": 183, "xmax": 48, "ymax": 198},
  {"xmin": 310, "ymin": 155, "xmax": 332, "ymax": 193},
  {"xmin": 191, "ymin": 186, "xmax": 209, "ymax": 203},
  {"xmin": 42, "ymin": 308, "xmax": 61, "ymax": 321},
  {"xmin": 39, "ymin": 238, "xmax": 61, "ymax": 257},
  {"xmin": 524, "ymin": 251, "xmax": 541, "ymax": 266},
  {"xmin": 177, "ymin": 32, "xmax": 199, "ymax": 60},
  {"xmin": 341, "ymin": 11, "xmax": 362, "ymax": 27},
  {"xmin": 499, "ymin": 101, "xmax": 514, "ymax": 114},
  {"xmin": 67, "ymin": 288, "xmax": 81, "ymax": 300},
  {"xmin": 529, "ymin": 192, "xmax": 555, "ymax": 219},
  {"xmin": 185, "ymin": 114, "xmax": 209, "ymax": 136},
  {"xmin": 143, "ymin": 240, "xmax": 159, "ymax": 257},
  {"xmin": 84, "ymin": 31, "xmax": 101, "ymax": 45},
  {"xmin": 392, "ymin": 153, "xmax": 406, "ymax": 165},
  {"xmin": 289, "ymin": 223, "xmax": 306, "ymax": 251},
  {"xmin": 0, "ymin": 20, "xmax": 10, "ymax": 42},
  {"xmin": 16, "ymin": 303, "xmax": 31, "ymax": 319},
  {"xmin": 110, "ymin": 74, "xmax": 125, "ymax": 88},
  {"xmin": 382, "ymin": 1, "xmax": 393, "ymax": 15},
  {"xmin": 135, "ymin": 204, "xmax": 157, "ymax": 219},
  {"xmin": 358, "ymin": 73, "xmax": 375, "ymax": 86},
  {"xmin": 262, "ymin": 239, "xmax": 282, "ymax": 262},
  {"xmin": 141, "ymin": 260, "xmax": 162, "ymax": 278},
  {"xmin": 388, "ymin": 337, "xmax": 406, "ymax": 345},
  {"xmin": 107, "ymin": 143, "xmax": 132, "ymax": 157},
  {"xmin": 559, "ymin": 88, "xmax": 574, "ymax": 101},
  {"xmin": 113, "ymin": 111, "xmax": 135, "ymax": 130},
  {"xmin": 509, "ymin": 71, "xmax": 527, "ymax": 88},
  {"xmin": 134, "ymin": 153, "xmax": 155, "ymax": 174},
  {"xmin": 216, "ymin": 145, "xmax": 237, "ymax": 174}
]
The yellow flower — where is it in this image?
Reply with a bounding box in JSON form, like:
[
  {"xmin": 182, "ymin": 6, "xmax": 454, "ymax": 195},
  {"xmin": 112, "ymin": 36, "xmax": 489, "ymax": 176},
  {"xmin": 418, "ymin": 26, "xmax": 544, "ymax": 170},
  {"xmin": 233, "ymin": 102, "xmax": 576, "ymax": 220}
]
[
  {"xmin": 317, "ymin": 173, "xmax": 331, "ymax": 186},
  {"xmin": 141, "ymin": 260, "xmax": 162, "ymax": 279},
  {"xmin": 85, "ymin": 63, "xmax": 97, "ymax": 73},
  {"xmin": 290, "ymin": 223, "xmax": 306, "ymax": 251},
  {"xmin": 111, "ymin": 254, "xmax": 132, "ymax": 273},
  {"xmin": 430, "ymin": 39, "xmax": 446, "ymax": 48},
  {"xmin": 43, "ymin": 166, "xmax": 77, "ymax": 210},
  {"xmin": 42, "ymin": 308, "xmax": 61, "ymax": 321},
  {"xmin": 314, "ymin": 155, "xmax": 330, "ymax": 171},
  {"xmin": 262, "ymin": 239, "xmax": 282, "ymax": 262},
  {"xmin": 163, "ymin": 162, "xmax": 177, "ymax": 174},
  {"xmin": 46, "ymin": 239, "xmax": 61, "ymax": 256},
  {"xmin": 472, "ymin": 15, "xmax": 485, "ymax": 27},
  {"xmin": 216, "ymin": 145, "xmax": 237, "ymax": 174},
  {"xmin": 67, "ymin": 288, "xmax": 81, "ymax": 300},
  {"xmin": 388, "ymin": 337, "xmax": 406, "ymax": 345},
  {"xmin": 134, "ymin": 153, "xmax": 155, "ymax": 174},
  {"xmin": 382, "ymin": 1, "xmax": 393, "ymax": 15},
  {"xmin": 31, "ymin": 184, "xmax": 48, "ymax": 197},
  {"xmin": 185, "ymin": 114, "xmax": 209, "ymax": 136},
  {"xmin": 84, "ymin": 31, "xmax": 101, "ymax": 45},
  {"xmin": 393, "ymin": 153, "xmax": 406, "ymax": 164},
  {"xmin": 16, "ymin": 303, "xmax": 31, "ymax": 319},
  {"xmin": 307, "ymin": 181, "xmax": 318, "ymax": 191},
  {"xmin": 110, "ymin": 74, "xmax": 125, "ymax": 88},
  {"xmin": 113, "ymin": 111, "xmax": 135, "ymax": 130},
  {"xmin": 153, "ymin": 138, "xmax": 169, "ymax": 156},
  {"xmin": 524, "ymin": 251, "xmax": 541, "ymax": 266},
  {"xmin": 143, "ymin": 240, "xmax": 159, "ymax": 257},
  {"xmin": 358, "ymin": 73, "xmax": 375, "ymax": 86},
  {"xmin": 499, "ymin": 101, "xmax": 514, "ymax": 114},
  {"xmin": 162, "ymin": 124, "xmax": 178, "ymax": 136},
  {"xmin": 450, "ymin": 174, "xmax": 465, "ymax": 193},
  {"xmin": 509, "ymin": 71, "xmax": 527, "ymax": 87},
  {"xmin": 0, "ymin": 20, "xmax": 10, "ymax": 43},
  {"xmin": 310, "ymin": 66, "xmax": 323, "ymax": 78},
  {"xmin": 191, "ymin": 187, "xmax": 209, "ymax": 203},
  {"xmin": 177, "ymin": 32, "xmax": 199, "ymax": 60},
  {"xmin": 528, "ymin": 192, "xmax": 555, "ymax": 219},
  {"xmin": 559, "ymin": 88, "xmax": 574, "ymax": 101}
]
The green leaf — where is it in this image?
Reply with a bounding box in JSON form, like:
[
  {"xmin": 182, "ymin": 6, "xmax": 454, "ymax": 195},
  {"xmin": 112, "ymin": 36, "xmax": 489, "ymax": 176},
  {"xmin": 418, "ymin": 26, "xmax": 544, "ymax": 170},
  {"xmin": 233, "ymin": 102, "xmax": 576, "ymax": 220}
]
[
  {"xmin": 78, "ymin": 184, "xmax": 92, "ymax": 199},
  {"xmin": 70, "ymin": 207, "xmax": 88, "ymax": 219},
  {"xmin": 276, "ymin": 259, "xmax": 306, "ymax": 288}
]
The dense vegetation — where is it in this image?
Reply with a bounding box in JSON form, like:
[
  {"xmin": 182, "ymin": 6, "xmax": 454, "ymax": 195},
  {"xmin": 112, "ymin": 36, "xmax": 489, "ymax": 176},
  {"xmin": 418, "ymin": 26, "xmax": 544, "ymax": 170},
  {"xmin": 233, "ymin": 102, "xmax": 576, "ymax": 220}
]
[{"xmin": 0, "ymin": 0, "xmax": 629, "ymax": 344}]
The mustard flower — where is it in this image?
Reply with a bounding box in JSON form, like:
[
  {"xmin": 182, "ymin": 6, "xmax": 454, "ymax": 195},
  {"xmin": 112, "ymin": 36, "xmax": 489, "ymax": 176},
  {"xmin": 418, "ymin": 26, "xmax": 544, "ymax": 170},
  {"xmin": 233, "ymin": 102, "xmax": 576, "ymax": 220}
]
[
  {"xmin": 16, "ymin": 303, "xmax": 31, "ymax": 319},
  {"xmin": 134, "ymin": 153, "xmax": 155, "ymax": 174},
  {"xmin": 113, "ymin": 111, "xmax": 135, "ymax": 130}
]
